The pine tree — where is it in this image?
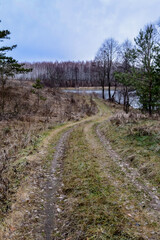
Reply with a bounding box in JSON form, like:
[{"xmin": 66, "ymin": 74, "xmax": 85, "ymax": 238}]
[
  {"xmin": 133, "ymin": 24, "xmax": 160, "ymax": 115},
  {"xmin": 32, "ymin": 78, "xmax": 43, "ymax": 107},
  {"xmin": 0, "ymin": 21, "xmax": 31, "ymax": 113},
  {"xmin": 116, "ymin": 25, "xmax": 160, "ymax": 115}
]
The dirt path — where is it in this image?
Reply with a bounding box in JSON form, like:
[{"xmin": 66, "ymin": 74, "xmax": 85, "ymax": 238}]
[
  {"xmin": 0, "ymin": 98, "xmax": 104, "ymax": 240},
  {"xmin": 42, "ymin": 99, "xmax": 112, "ymax": 239},
  {"xmin": 35, "ymin": 99, "xmax": 160, "ymax": 239},
  {"xmin": 1, "ymin": 98, "xmax": 160, "ymax": 239},
  {"xmin": 51, "ymin": 100, "xmax": 160, "ymax": 239}
]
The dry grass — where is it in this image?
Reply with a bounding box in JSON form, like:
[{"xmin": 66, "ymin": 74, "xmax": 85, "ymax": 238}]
[
  {"xmin": 100, "ymin": 112, "xmax": 160, "ymax": 190},
  {"xmin": 0, "ymin": 80, "xmax": 97, "ymax": 220},
  {"xmin": 1, "ymin": 96, "xmax": 159, "ymax": 239},
  {"xmin": 0, "ymin": 123, "xmax": 68, "ymax": 240},
  {"xmin": 55, "ymin": 127, "xmax": 144, "ymax": 240}
]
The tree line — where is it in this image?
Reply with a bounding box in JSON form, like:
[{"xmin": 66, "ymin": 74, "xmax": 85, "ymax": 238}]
[
  {"xmin": 20, "ymin": 23, "xmax": 160, "ymax": 115},
  {"xmin": 1, "ymin": 20, "xmax": 160, "ymax": 115},
  {"xmin": 19, "ymin": 61, "xmax": 99, "ymax": 88}
]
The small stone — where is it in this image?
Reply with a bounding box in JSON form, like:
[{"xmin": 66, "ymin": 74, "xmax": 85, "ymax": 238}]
[{"xmin": 57, "ymin": 208, "xmax": 62, "ymax": 213}]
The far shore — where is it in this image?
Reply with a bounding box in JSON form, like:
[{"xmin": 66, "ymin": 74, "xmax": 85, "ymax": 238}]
[{"xmin": 61, "ymin": 86, "xmax": 116, "ymax": 90}]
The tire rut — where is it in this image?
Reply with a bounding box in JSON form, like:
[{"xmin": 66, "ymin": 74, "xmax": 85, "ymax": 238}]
[
  {"xmin": 96, "ymin": 123, "xmax": 160, "ymax": 220},
  {"xmin": 44, "ymin": 128, "xmax": 72, "ymax": 240}
]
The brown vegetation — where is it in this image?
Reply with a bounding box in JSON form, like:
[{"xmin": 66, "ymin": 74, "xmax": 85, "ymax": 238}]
[{"xmin": 0, "ymin": 80, "xmax": 97, "ymax": 220}]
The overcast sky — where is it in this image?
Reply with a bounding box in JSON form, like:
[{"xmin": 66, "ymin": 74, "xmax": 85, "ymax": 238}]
[{"xmin": 0, "ymin": 0, "xmax": 160, "ymax": 62}]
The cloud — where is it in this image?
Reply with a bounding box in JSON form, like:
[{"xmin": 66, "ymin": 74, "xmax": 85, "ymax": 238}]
[{"xmin": 0, "ymin": 0, "xmax": 160, "ymax": 62}]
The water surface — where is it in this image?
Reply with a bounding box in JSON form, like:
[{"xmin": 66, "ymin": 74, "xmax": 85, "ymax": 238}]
[{"xmin": 63, "ymin": 88, "xmax": 140, "ymax": 109}]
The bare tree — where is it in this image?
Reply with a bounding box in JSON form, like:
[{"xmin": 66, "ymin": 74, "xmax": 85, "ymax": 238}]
[
  {"xmin": 94, "ymin": 49, "xmax": 107, "ymax": 99},
  {"xmin": 116, "ymin": 39, "xmax": 134, "ymax": 113},
  {"xmin": 95, "ymin": 38, "xmax": 120, "ymax": 100}
]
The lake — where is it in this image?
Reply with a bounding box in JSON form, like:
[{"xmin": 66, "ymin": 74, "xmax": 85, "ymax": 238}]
[{"xmin": 63, "ymin": 88, "xmax": 140, "ymax": 109}]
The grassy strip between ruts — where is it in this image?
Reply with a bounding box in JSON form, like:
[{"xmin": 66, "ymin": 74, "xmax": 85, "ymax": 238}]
[{"xmin": 56, "ymin": 127, "xmax": 143, "ymax": 240}]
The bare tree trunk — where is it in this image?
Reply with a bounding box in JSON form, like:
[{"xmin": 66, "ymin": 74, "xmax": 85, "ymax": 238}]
[
  {"xmin": 108, "ymin": 81, "xmax": 111, "ymax": 100},
  {"xmin": 102, "ymin": 85, "xmax": 105, "ymax": 99},
  {"xmin": 126, "ymin": 89, "xmax": 130, "ymax": 113},
  {"xmin": 148, "ymin": 80, "xmax": 152, "ymax": 116},
  {"xmin": 111, "ymin": 81, "xmax": 117, "ymax": 102},
  {"xmin": 123, "ymin": 87, "xmax": 130, "ymax": 113},
  {"xmin": 101, "ymin": 78, "xmax": 105, "ymax": 99}
]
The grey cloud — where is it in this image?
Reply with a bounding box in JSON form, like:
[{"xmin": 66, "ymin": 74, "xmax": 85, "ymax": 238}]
[{"xmin": 0, "ymin": 0, "xmax": 159, "ymax": 61}]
